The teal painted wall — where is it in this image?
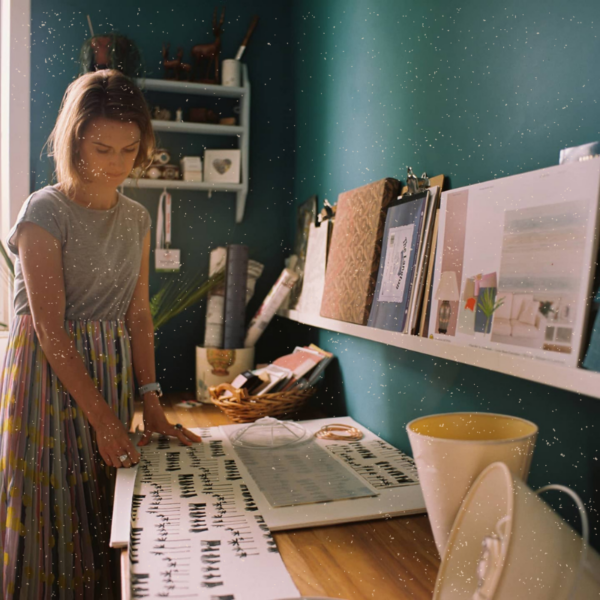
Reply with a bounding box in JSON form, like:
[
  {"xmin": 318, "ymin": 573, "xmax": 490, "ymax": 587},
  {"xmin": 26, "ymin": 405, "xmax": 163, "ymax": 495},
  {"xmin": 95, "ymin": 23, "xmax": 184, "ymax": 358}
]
[
  {"xmin": 28, "ymin": 0, "xmax": 600, "ymax": 550},
  {"xmin": 290, "ymin": 0, "xmax": 600, "ymax": 546},
  {"xmin": 30, "ymin": 1, "xmax": 297, "ymax": 390}
]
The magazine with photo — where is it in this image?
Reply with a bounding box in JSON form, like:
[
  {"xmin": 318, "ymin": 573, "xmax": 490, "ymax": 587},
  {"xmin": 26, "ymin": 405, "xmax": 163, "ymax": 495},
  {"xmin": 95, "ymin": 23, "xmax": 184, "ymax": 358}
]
[{"xmin": 428, "ymin": 159, "xmax": 600, "ymax": 367}]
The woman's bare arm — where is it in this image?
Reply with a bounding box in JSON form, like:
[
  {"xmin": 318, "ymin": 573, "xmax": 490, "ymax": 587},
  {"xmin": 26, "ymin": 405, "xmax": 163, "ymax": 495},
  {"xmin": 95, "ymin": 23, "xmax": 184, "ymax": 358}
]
[
  {"xmin": 125, "ymin": 230, "xmax": 202, "ymax": 446},
  {"xmin": 16, "ymin": 221, "xmax": 140, "ymax": 466}
]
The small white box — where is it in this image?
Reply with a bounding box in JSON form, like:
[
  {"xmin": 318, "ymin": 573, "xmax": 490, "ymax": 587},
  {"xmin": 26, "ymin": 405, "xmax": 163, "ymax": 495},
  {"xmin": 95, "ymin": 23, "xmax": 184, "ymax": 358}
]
[
  {"xmin": 183, "ymin": 170, "xmax": 203, "ymax": 182},
  {"xmin": 204, "ymin": 149, "xmax": 241, "ymax": 184},
  {"xmin": 181, "ymin": 156, "xmax": 203, "ymax": 182}
]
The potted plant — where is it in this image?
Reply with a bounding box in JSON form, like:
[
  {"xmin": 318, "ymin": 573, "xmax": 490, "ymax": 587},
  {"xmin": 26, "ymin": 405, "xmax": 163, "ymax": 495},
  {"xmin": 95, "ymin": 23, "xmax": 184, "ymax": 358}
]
[{"xmin": 477, "ymin": 288, "xmax": 504, "ymax": 335}]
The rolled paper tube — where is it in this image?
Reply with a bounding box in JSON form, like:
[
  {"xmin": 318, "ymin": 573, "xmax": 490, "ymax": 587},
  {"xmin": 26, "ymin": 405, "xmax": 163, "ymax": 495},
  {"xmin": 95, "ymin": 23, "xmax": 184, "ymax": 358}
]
[
  {"xmin": 204, "ymin": 296, "xmax": 225, "ymax": 348},
  {"xmin": 246, "ymin": 260, "xmax": 264, "ymax": 304},
  {"xmin": 244, "ymin": 268, "xmax": 299, "ymax": 348},
  {"xmin": 204, "ymin": 247, "xmax": 227, "ymax": 348},
  {"xmin": 223, "ymin": 245, "xmax": 249, "ymax": 350}
]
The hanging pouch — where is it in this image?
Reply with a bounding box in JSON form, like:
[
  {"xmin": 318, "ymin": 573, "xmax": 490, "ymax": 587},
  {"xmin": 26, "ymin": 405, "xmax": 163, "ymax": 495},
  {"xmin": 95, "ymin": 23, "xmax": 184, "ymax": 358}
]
[{"xmin": 155, "ymin": 189, "xmax": 181, "ymax": 272}]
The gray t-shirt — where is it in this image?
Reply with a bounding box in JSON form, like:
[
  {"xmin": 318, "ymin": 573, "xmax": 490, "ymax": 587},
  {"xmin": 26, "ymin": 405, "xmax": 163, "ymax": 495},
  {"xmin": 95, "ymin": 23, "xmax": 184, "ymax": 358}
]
[{"xmin": 6, "ymin": 184, "xmax": 152, "ymax": 320}]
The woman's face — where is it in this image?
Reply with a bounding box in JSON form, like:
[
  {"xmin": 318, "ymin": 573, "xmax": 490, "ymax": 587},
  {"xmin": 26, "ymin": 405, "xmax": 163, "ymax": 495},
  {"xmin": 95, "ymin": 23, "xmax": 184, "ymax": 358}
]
[{"xmin": 77, "ymin": 116, "xmax": 141, "ymax": 187}]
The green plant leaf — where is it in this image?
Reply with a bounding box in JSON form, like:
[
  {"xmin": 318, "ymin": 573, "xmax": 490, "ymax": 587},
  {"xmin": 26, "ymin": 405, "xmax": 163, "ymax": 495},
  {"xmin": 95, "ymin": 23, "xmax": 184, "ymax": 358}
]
[
  {"xmin": 150, "ymin": 267, "xmax": 225, "ymax": 330},
  {"xmin": 477, "ymin": 288, "xmax": 504, "ymax": 318}
]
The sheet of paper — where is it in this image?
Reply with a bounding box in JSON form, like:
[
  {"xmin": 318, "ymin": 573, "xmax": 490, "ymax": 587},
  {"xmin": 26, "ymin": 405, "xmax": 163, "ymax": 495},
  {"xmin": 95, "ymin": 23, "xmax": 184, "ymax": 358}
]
[
  {"xmin": 296, "ymin": 222, "xmax": 328, "ymax": 314},
  {"xmin": 233, "ymin": 440, "xmax": 377, "ymax": 507},
  {"xmin": 220, "ymin": 417, "xmax": 426, "ymax": 531},
  {"xmin": 326, "ymin": 439, "xmax": 420, "ymax": 489},
  {"xmin": 128, "ymin": 427, "xmax": 299, "ymax": 600}
]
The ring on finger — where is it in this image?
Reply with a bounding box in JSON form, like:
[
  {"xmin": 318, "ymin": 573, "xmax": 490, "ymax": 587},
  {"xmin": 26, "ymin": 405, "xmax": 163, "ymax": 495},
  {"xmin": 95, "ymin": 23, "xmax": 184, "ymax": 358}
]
[
  {"xmin": 118, "ymin": 453, "xmax": 129, "ymax": 463},
  {"xmin": 174, "ymin": 423, "xmax": 183, "ymax": 431}
]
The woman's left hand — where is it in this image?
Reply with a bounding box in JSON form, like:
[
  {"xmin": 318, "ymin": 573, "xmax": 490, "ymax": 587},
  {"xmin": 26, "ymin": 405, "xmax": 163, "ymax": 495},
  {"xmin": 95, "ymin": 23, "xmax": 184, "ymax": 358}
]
[{"xmin": 137, "ymin": 394, "xmax": 203, "ymax": 447}]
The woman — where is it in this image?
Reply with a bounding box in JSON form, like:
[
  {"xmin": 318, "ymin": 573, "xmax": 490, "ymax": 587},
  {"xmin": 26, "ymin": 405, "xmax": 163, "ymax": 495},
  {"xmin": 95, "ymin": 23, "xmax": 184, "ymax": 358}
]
[{"xmin": 0, "ymin": 69, "xmax": 201, "ymax": 598}]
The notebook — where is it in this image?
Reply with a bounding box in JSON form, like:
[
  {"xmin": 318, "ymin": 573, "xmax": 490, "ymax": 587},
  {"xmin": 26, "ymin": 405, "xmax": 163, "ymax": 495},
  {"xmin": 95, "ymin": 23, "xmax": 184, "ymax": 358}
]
[
  {"xmin": 367, "ymin": 191, "xmax": 430, "ymax": 333},
  {"xmin": 320, "ymin": 178, "xmax": 400, "ymax": 325}
]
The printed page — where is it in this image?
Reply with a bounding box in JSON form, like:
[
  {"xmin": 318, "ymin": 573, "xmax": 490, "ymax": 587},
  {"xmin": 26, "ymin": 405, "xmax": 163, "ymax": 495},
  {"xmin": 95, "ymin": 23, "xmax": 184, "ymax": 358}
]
[{"xmin": 128, "ymin": 427, "xmax": 299, "ymax": 600}]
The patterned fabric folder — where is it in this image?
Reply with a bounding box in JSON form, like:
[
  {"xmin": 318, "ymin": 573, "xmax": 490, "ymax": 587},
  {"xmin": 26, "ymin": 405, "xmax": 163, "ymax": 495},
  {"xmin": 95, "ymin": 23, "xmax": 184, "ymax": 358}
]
[{"xmin": 320, "ymin": 178, "xmax": 400, "ymax": 325}]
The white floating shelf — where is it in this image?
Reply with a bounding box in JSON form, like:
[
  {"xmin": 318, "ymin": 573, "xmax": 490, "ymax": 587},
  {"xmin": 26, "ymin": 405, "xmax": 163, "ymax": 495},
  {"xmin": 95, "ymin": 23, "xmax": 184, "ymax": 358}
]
[
  {"xmin": 133, "ymin": 68, "xmax": 250, "ymax": 223},
  {"xmin": 135, "ymin": 77, "xmax": 245, "ymax": 98},
  {"xmin": 121, "ymin": 178, "xmax": 243, "ymax": 192},
  {"xmin": 151, "ymin": 120, "xmax": 244, "ymax": 136},
  {"xmin": 279, "ymin": 309, "xmax": 600, "ymax": 400}
]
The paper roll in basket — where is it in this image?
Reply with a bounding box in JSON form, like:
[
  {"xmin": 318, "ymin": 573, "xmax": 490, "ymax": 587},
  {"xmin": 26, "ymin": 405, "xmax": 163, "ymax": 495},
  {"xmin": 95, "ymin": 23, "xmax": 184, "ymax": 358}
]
[
  {"xmin": 433, "ymin": 461, "xmax": 600, "ymax": 599},
  {"xmin": 407, "ymin": 412, "xmax": 538, "ymax": 557}
]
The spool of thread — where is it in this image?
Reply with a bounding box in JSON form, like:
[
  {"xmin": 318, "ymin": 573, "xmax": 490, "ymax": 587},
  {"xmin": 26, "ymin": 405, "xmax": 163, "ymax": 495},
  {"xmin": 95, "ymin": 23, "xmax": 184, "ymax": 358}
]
[{"xmin": 222, "ymin": 59, "xmax": 241, "ymax": 87}]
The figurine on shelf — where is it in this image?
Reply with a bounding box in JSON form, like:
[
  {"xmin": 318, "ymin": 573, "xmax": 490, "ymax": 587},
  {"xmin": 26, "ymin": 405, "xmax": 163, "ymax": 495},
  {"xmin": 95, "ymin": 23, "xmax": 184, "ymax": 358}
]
[
  {"xmin": 152, "ymin": 148, "xmax": 171, "ymax": 165},
  {"xmin": 191, "ymin": 7, "xmax": 225, "ymax": 84},
  {"xmin": 79, "ymin": 32, "xmax": 144, "ymax": 78},
  {"xmin": 146, "ymin": 166, "xmax": 163, "ymax": 180},
  {"xmin": 162, "ymin": 43, "xmax": 187, "ymax": 80},
  {"xmin": 189, "ymin": 107, "xmax": 219, "ymax": 123},
  {"xmin": 176, "ymin": 47, "xmax": 192, "ymax": 80},
  {"xmin": 162, "ymin": 165, "xmax": 181, "ymax": 180},
  {"xmin": 153, "ymin": 106, "xmax": 172, "ymax": 121}
]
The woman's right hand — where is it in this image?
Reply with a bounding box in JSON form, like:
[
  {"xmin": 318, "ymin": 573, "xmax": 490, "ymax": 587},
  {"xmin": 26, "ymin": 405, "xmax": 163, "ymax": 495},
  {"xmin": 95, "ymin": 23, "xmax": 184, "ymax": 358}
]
[{"xmin": 92, "ymin": 410, "xmax": 141, "ymax": 468}]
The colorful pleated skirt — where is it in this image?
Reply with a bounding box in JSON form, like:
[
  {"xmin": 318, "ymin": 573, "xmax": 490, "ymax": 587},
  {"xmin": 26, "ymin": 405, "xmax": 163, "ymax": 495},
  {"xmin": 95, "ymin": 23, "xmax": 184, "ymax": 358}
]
[{"xmin": 0, "ymin": 314, "xmax": 134, "ymax": 599}]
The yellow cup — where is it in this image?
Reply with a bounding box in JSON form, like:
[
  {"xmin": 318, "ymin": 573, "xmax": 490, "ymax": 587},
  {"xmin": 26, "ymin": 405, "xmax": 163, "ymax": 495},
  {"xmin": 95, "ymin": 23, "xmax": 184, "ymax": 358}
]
[{"xmin": 406, "ymin": 412, "xmax": 538, "ymax": 557}]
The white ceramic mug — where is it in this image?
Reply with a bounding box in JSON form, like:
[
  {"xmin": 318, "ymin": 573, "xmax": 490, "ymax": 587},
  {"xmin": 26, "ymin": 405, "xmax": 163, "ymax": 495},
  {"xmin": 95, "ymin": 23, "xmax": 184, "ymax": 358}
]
[
  {"xmin": 434, "ymin": 461, "xmax": 600, "ymax": 600},
  {"xmin": 406, "ymin": 412, "xmax": 538, "ymax": 557},
  {"xmin": 222, "ymin": 59, "xmax": 241, "ymax": 87}
]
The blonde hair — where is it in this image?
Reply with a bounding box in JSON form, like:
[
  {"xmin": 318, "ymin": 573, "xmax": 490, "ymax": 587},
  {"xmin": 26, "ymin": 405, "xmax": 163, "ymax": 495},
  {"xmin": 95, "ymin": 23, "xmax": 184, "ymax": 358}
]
[{"xmin": 45, "ymin": 69, "xmax": 155, "ymax": 199}]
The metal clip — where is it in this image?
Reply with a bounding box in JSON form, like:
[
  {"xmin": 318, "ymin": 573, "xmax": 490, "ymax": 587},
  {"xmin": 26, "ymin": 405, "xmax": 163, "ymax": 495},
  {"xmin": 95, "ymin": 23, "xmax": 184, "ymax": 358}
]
[{"xmin": 406, "ymin": 167, "xmax": 430, "ymax": 196}]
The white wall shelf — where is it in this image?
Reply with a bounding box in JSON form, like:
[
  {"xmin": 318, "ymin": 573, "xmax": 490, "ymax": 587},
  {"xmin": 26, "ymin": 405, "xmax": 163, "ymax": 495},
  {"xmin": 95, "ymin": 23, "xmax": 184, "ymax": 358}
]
[
  {"xmin": 151, "ymin": 120, "xmax": 243, "ymax": 136},
  {"xmin": 279, "ymin": 309, "xmax": 600, "ymax": 400},
  {"xmin": 135, "ymin": 77, "xmax": 246, "ymax": 98},
  {"xmin": 126, "ymin": 68, "xmax": 250, "ymax": 223},
  {"xmin": 122, "ymin": 178, "xmax": 243, "ymax": 193}
]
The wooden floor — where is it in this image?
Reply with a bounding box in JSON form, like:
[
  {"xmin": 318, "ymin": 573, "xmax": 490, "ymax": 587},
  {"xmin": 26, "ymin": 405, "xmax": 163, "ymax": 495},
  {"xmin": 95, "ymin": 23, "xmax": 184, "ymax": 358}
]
[{"xmin": 130, "ymin": 393, "xmax": 441, "ymax": 600}]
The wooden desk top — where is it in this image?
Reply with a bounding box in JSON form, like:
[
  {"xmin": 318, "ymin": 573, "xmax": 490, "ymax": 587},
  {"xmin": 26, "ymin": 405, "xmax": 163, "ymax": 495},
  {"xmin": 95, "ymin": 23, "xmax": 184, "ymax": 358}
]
[{"xmin": 126, "ymin": 393, "xmax": 440, "ymax": 600}]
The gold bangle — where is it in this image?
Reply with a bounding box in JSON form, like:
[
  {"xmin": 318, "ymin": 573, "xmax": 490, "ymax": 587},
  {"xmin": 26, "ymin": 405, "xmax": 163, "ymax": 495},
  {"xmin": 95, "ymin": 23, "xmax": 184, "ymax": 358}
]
[{"xmin": 315, "ymin": 423, "xmax": 363, "ymax": 441}]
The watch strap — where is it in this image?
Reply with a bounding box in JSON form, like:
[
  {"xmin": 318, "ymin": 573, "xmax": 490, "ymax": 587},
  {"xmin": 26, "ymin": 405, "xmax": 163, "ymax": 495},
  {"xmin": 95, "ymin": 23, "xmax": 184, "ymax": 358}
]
[{"xmin": 139, "ymin": 382, "xmax": 163, "ymax": 397}]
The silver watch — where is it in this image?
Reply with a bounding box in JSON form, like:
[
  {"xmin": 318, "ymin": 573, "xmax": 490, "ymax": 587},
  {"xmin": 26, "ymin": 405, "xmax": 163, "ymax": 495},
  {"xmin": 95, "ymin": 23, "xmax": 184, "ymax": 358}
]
[{"xmin": 138, "ymin": 382, "xmax": 163, "ymax": 397}]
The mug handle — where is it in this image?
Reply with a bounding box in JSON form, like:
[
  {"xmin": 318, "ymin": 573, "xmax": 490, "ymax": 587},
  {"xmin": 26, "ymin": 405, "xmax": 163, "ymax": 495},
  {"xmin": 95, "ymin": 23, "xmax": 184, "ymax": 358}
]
[{"xmin": 535, "ymin": 484, "xmax": 597, "ymax": 599}]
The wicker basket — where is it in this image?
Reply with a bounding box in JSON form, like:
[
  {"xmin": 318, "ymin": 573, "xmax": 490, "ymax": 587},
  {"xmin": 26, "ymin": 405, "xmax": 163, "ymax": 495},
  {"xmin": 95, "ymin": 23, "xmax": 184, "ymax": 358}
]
[{"xmin": 209, "ymin": 383, "xmax": 317, "ymax": 423}]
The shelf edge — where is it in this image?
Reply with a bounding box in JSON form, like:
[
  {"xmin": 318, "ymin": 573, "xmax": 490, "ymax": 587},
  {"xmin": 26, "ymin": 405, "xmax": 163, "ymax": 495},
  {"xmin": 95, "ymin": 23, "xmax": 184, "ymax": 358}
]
[{"xmin": 279, "ymin": 309, "xmax": 600, "ymax": 400}]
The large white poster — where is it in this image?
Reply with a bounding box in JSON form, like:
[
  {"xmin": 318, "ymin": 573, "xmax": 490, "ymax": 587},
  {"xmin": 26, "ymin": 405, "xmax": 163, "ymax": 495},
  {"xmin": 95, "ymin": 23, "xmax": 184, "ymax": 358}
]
[{"xmin": 428, "ymin": 159, "xmax": 600, "ymax": 367}]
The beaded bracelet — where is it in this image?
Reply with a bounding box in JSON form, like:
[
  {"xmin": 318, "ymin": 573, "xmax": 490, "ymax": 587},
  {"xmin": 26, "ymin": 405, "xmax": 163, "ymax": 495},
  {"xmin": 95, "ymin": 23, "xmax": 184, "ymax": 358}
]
[{"xmin": 314, "ymin": 423, "xmax": 364, "ymax": 441}]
